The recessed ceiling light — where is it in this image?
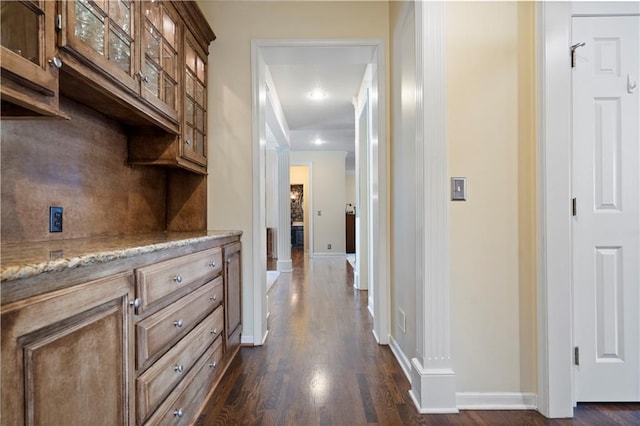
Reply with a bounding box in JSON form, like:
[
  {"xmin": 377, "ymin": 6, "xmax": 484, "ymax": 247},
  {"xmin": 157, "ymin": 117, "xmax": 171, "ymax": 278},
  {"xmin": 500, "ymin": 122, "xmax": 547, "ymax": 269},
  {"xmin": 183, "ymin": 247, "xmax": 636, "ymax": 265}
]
[
  {"xmin": 308, "ymin": 89, "xmax": 327, "ymax": 101},
  {"xmin": 313, "ymin": 138, "xmax": 324, "ymax": 145}
]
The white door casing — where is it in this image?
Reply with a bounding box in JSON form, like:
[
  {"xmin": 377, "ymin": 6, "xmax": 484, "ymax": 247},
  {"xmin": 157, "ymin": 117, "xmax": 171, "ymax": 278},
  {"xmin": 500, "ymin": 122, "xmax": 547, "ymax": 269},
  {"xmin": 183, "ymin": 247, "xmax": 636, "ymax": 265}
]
[{"xmin": 572, "ymin": 15, "xmax": 640, "ymax": 402}]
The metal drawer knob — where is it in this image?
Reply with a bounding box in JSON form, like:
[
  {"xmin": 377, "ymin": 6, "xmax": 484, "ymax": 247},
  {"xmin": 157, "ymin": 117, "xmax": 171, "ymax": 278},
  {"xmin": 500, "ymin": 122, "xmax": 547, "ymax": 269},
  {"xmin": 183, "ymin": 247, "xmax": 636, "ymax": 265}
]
[
  {"xmin": 208, "ymin": 262, "xmax": 216, "ymax": 268},
  {"xmin": 174, "ymin": 319, "xmax": 184, "ymax": 328},
  {"xmin": 209, "ymin": 361, "xmax": 217, "ymax": 369},
  {"xmin": 49, "ymin": 56, "xmax": 62, "ymax": 68},
  {"xmin": 174, "ymin": 364, "xmax": 184, "ymax": 373},
  {"xmin": 173, "ymin": 409, "xmax": 184, "ymax": 418},
  {"xmin": 226, "ymin": 259, "xmax": 231, "ymax": 264},
  {"xmin": 209, "ymin": 294, "xmax": 217, "ymax": 301},
  {"xmin": 210, "ymin": 328, "xmax": 219, "ymax": 335},
  {"xmin": 129, "ymin": 298, "xmax": 141, "ymax": 309},
  {"xmin": 173, "ymin": 274, "xmax": 183, "ymax": 284}
]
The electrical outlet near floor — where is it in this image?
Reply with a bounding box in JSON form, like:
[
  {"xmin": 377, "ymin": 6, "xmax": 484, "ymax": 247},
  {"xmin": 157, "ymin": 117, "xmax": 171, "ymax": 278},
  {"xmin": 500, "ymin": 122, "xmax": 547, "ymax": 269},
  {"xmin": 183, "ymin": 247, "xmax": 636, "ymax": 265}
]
[
  {"xmin": 327, "ymin": 243, "xmax": 332, "ymax": 250},
  {"xmin": 398, "ymin": 308, "xmax": 406, "ymax": 333}
]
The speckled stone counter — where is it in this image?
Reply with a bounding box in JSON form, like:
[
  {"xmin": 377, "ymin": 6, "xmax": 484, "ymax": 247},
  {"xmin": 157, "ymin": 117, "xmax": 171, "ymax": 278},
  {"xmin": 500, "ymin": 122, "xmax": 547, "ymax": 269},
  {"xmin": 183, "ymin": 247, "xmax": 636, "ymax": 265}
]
[{"xmin": 1, "ymin": 231, "xmax": 242, "ymax": 283}]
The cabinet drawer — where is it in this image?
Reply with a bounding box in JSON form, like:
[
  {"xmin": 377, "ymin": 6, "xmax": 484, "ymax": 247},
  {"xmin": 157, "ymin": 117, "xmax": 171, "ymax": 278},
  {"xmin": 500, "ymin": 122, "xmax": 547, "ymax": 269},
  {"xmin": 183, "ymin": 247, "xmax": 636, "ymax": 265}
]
[
  {"xmin": 136, "ymin": 247, "xmax": 222, "ymax": 312},
  {"xmin": 136, "ymin": 277, "xmax": 222, "ymax": 369},
  {"xmin": 144, "ymin": 336, "xmax": 224, "ymax": 426},
  {"xmin": 137, "ymin": 305, "xmax": 224, "ymax": 423}
]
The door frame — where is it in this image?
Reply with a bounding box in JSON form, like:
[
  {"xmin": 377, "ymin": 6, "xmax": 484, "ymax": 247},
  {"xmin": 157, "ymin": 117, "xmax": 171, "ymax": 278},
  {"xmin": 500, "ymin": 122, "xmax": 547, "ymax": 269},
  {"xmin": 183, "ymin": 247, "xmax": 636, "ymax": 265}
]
[
  {"xmin": 251, "ymin": 38, "xmax": 390, "ymax": 345},
  {"xmin": 536, "ymin": 1, "xmax": 640, "ymax": 418},
  {"xmin": 290, "ymin": 161, "xmax": 314, "ymax": 256}
]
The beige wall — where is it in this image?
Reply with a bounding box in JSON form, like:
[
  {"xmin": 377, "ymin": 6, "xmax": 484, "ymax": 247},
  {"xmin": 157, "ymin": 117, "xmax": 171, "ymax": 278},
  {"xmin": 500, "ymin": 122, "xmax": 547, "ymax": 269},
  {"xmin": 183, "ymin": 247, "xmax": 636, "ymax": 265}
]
[
  {"xmin": 199, "ymin": 0, "xmax": 390, "ymax": 341},
  {"xmin": 447, "ymin": 1, "xmax": 536, "ymax": 392}
]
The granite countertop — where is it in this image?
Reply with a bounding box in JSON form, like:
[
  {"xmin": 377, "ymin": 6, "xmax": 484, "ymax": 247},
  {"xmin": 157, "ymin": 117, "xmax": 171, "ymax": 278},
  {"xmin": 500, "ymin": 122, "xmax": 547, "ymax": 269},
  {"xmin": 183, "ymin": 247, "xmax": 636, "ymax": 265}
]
[{"xmin": 0, "ymin": 231, "xmax": 242, "ymax": 283}]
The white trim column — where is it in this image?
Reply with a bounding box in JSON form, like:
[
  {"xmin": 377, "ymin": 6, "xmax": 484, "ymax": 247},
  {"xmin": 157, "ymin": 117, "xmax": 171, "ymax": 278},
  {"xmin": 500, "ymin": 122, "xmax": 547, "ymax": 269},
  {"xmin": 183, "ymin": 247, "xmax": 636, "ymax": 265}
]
[
  {"xmin": 409, "ymin": 1, "xmax": 457, "ymax": 414},
  {"xmin": 276, "ymin": 147, "xmax": 292, "ymax": 272}
]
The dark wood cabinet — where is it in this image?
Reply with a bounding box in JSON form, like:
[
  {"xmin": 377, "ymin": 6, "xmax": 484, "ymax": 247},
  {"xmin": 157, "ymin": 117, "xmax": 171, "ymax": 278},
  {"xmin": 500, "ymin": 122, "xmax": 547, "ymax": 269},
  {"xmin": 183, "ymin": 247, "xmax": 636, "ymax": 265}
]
[
  {"xmin": 0, "ymin": 0, "xmax": 66, "ymax": 118},
  {"xmin": 223, "ymin": 242, "xmax": 242, "ymax": 356},
  {"xmin": 1, "ymin": 273, "xmax": 135, "ymax": 425},
  {"xmin": 346, "ymin": 213, "xmax": 355, "ymax": 254}
]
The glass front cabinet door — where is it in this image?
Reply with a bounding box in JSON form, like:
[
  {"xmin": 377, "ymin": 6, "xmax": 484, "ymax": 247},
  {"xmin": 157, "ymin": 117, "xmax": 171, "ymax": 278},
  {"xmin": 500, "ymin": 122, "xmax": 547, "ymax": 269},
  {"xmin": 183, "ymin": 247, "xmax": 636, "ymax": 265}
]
[
  {"xmin": 139, "ymin": 0, "xmax": 179, "ymax": 123},
  {"xmin": 59, "ymin": 0, "xmax": 180, "ymax": 126},
  {"xmin": 0, "ymin": 0, "xmax": 63, "ymax": 117},
  {"xmin": 182, "ymin": 31, "xmax": 207, "ymax": 167},
  {"xmin": 59, "ymin": 0, "xmax": 138, "ymax": 94}
]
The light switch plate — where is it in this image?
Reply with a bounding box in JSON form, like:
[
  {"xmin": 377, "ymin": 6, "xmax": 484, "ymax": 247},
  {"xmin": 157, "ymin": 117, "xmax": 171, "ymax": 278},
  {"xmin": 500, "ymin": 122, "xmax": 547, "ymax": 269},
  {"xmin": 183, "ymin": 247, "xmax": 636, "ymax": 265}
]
[{"xmin": 451, "ymin": 177, "xmax": 466, "ymax": 201}]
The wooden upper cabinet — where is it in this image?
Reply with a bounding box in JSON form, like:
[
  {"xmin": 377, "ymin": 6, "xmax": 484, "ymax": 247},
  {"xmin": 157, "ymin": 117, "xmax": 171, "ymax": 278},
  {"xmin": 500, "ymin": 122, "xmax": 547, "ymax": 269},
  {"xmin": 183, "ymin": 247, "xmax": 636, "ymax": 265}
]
[
  {"xmin": 0, "ymin": 0, "xmax": 66, "ymax": 118},
  {"xmin": 128, "ymin": 2, "xmax": 214, "ymax": 174},
  {"xmin": 58, "ymin": 0, "xmax": 180, "ymax": 129}
]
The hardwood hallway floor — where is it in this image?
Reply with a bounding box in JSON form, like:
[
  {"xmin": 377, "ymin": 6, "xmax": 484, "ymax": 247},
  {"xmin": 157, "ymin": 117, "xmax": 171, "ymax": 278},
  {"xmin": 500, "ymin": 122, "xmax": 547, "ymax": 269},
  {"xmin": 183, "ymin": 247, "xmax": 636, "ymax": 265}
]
[{"xmin": 197, "ymin": 249, "xmax": 639, "ymax": 425}]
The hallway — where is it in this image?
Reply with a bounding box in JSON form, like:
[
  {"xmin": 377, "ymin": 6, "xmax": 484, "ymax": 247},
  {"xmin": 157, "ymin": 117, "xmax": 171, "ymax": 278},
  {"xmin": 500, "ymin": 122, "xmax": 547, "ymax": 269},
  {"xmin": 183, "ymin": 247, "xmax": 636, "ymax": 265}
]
[{"xmin": 197, "ymin": 249, "xmax": 639, "ymax": 425}]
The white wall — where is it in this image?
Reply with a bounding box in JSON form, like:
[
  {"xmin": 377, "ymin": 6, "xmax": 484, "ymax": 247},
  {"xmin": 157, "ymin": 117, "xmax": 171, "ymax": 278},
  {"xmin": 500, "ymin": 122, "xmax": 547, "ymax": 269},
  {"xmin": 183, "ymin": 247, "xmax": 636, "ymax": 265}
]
[
  {"xmin": 199, "ymin": 0, "xmax": 390, "ymax": 343},
  {"xmin": 291, "ymin": 151, "xmax": 347, "ymax": 255},
  {"xmin": 265, "ymin": 148, "xmax": 278, "ymax": 229},
  {"xmin": 389, "ymin": 0, "xmax": 417, "ymax": 369},
  {"xmin": 345, "ymin": 172, "xmax": 355, "ymax": 210}
]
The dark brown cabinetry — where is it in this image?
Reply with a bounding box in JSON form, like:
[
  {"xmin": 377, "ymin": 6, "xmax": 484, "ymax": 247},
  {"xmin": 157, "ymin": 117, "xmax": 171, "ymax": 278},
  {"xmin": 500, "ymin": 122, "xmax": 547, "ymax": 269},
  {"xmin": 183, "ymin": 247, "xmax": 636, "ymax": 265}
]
[
  {"xmin": 346, "ymin": 213, "xmax": 355, "ymax": 254},
  {"xmin": 1, "ymin": 273, "xmax": 135, "ymax": 425},
  {"xmin": 0, "ymin": 0, "xmax": 65, "ymax": 117},
  {"xmin": 224, "ymin": 242, "xmax": 242, "ymax": 355}
]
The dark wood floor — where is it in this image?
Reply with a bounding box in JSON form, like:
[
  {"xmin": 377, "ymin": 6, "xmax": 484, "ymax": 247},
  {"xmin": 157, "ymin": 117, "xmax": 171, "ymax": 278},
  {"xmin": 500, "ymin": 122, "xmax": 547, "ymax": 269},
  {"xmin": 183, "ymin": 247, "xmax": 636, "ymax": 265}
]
[{"xmin": 197, "ymin": 248, "xmax": 640, "ymax": 425}]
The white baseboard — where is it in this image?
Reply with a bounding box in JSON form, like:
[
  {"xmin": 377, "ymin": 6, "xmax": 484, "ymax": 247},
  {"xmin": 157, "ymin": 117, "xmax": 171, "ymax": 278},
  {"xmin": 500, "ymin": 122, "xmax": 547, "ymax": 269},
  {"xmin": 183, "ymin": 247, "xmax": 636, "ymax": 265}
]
[
  {"xmin": 310, "ymin": 252, "xmax": 347, "ymax": 259},
  {"xmin": 241, "ymin": 335, "xmax": 254, "ymax": 345},
  {"xmin": 389, "ymin": 336, "xmax": 412, "ymax": 383},
  {"xmin": 456, "ymin": 392, "xmax": 537, "ymax": 410}
]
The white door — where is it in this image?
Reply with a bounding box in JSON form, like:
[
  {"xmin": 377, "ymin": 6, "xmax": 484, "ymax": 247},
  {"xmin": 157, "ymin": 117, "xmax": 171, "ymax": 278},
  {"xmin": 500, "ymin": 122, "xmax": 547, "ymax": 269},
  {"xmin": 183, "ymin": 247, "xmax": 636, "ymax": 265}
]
[{"xmin": 572, "ymin": 15, "xmax": 640, "ymax": 401}]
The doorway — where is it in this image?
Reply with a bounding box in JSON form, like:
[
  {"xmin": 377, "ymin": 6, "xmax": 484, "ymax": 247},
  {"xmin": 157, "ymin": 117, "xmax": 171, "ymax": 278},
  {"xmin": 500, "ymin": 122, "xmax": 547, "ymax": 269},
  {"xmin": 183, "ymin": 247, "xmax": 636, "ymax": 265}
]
[{"xmin": 251, "ymin": 39, "xmax": 389, "ymax": 346}]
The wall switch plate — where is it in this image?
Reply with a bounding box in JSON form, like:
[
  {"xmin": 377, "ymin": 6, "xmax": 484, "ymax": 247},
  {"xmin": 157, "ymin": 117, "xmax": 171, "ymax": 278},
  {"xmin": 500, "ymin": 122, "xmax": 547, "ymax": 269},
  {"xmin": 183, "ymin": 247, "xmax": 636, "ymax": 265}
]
[
  {"xmin": 451, "ymin": 177, "xmax": 467, "ymax": 201},
  {"xmin": 49, "ymin": 206, "xmax": 63, "ymax": 232}
]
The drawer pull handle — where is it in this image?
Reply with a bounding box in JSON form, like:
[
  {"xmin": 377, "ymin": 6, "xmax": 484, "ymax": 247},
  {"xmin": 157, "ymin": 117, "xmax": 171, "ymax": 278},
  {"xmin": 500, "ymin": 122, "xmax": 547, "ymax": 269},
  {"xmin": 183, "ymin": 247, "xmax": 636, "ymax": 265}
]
[
  {"xmin": 209, "ymin": 294, "xmax": 217, "ymax": 301},
  {"xmin": 173, "ymin": 274, "xmax": 183, "ymax": 284},
  {"xmin": 209, "ymin": 262, "xmax": 216, "ymax": 268},
  {"xmin": 174, "ymin": 319, "xmax": 184, "ymax": 328},
  {"xmin": 173, "ymin": 409, "xmax": 184, "ymax": 418},
  {"xmin": 174, "ymin": 364, "xmax": 184, "ymax": 373},
  {"xmin": 210, "ymin": 328, "xmax": 219, "ymax": 335},
  {"xmin": 129, "ymin": 298, "xmax": 141, "ymax": 309},
  {"xmin": 209, "ymin": 361, "xmax": 217, "ymax": 369}
]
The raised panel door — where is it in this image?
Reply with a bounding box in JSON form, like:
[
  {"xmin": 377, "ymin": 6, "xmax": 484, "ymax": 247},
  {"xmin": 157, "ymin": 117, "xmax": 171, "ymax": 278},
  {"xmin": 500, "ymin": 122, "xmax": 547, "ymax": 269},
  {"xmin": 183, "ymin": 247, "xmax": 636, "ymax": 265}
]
[{"xmin": 0, "ymin": 272, "xmax": 135, "ymax": 425}]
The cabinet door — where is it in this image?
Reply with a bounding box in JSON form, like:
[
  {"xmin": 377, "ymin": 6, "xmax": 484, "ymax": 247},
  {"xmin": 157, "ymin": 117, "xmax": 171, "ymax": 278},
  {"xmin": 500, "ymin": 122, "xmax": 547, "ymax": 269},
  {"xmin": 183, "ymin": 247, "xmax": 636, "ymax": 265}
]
[
  {"xmin": 223, "ymin": 242, "xmax": 242, "ymax": 352},
  {"xmin": 139, "ymin": 0, "xmax": 180, "ymax": 122},
  {"xmin": 0, "ymin": 0, "xmax": 61, "ymax": 116},
  {"xmin": 182, "ymin": 31, "xmax": 208, "ymax": 167},
  {"xmin": 1, "ymin": 273, "xmax": 135, "ymax": 426},
  {"xmin": 59, "ymin": 0, "xmax": 138, "ymax": 94}
]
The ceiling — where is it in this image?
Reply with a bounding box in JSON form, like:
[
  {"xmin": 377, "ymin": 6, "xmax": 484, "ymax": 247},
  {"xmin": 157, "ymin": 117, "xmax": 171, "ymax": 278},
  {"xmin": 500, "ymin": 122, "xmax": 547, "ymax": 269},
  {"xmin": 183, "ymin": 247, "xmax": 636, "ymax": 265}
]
[{"xmin": 262, "ymin": 45, "xmax": 376, "ymax": 171}]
